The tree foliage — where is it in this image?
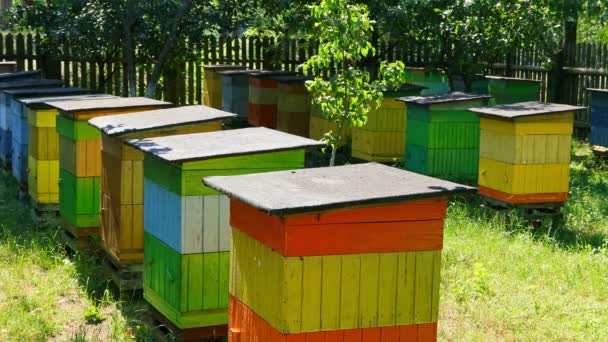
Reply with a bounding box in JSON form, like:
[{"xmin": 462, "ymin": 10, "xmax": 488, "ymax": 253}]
[{"xmin": 302, "ymin": 0, "xmax": 407, "ymax": 166}]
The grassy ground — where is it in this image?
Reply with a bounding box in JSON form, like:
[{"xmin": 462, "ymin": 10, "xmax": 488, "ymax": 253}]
[{"xmin": 0, "ymin": 141, "xmax": 607, "ymax": 341}]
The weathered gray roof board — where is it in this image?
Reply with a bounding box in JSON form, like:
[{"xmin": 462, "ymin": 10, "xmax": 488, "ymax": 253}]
[
  {"xmin": 127, "ymin": 127, "xmax": 325, "ymax": 163},
  {"xmin": 587, "ymin": 88, "xmax": 608, "ymax": 93},
  {"xmin": 0, "ymin": 70, "xmax": 42, "ymax": 81},
  {"xmin": 385, "ymin": 83, "xmax": 428, "ymax": 93},
  {"xmin": 21, "ymin": 94, "xmax": 117, "ymax": 110},
  {"xmin": 5, "ymin": 87, "xmax": 88, "ymax": 98},
  {"xmin": 485, "ymin": 75, "xmax": 542, "ymax": 83},
  {"xmin": 218, "ymin": 69, "xmax": 258, "ymax": 76},
  {"xmin": 469, "ymin": 101, "xmax": 585, "ymax": 120},
  {"xmin": 397, "ymin": 92, "xmax": 490, "ymax": 105},
  {"xmin": 0, "ymin": 62, "xmax": 17, "ymax": 66},
  {"xmin": 203, "ymin": 64, "xmax": 247, "ymax": 71},
  {"xmin": 250, "ymin": 70, "xmax": 299, "ymax": 79},
  {"xmin": 48, "ymin": 97, "xmax": 172, "ymax": 112},
  {"xmin": 204, "ymin": 163, "xmax": 476, "ymax": 215},
  {"xmin": 0, "ymin": 78, "xmax": 63, "ymax": 90},
  {"xmin": 89, "ymin": 105, "xmax": 237, "ymax": 137}
]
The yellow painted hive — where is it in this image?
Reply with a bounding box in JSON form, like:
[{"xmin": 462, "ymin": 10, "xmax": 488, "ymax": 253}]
[
  {"xmin": 469, "ymin": 102, "xmax": 584, "ymax": 205},
  {"xmin": 275, "ymin": 75, "xmax": 311, "ymax": 137},
  {"xmin": 203, "ymin": 65, "xmax": 246, "ymax": 109}
]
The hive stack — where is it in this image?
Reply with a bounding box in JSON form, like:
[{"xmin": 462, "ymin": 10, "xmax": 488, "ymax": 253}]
[
  {"xmin": 204, "ymin": 163, "xmax": 474, "ymax": 342},
  {"xmin": 405, "ymin": 67, "xmax": 450, "ymax": 95},
  {"xmin": 0, "ymin": 75, "xmax": 60, "ymax": 166},
  {"xmin": 127, "ymin": 127, "xmax": 323, "ymax": 336},
  {"xmin": 203, "ymin": 65, "xmax": 246, "ymax": 109},
  {"xmin": 399, "ymin": 93, "xmax": 490, "ymax": 182},
  {"xmin": 275, "ymin": 75, "xmax": 311, "ymax": 137},
  {"xmin": 49, "ymin": 97, "xmax": 172, "ymax": 248},
  {"xmin": 220, "ymin": 69, "xmax": 257, "ymax": 124},
  {"xmin": 9, "ymin": 87, "xmax": 89, "ymax": 186},
  {"xmin": 487, "ymin": 76, "xmax": 541, "ymax": 105},
  {"xmin": 88, "ymin": 106, "xmax": 236, "ymax": 291},
  {"xmin": 22, "ymin": 94, "xmax": 116, "ymax": 209},
  {"xmin": 248, "ymin": 70, "xmax": 297, "ymax": 128},
  {"xmin": 588, "ymin": 89, "xmax": 608, "ymax": 149},
  {"xmin": 0, "ymin": 62, "xmax": 17, "ymax": 74},
  {"xmin": 470, "ymin": 102, "xmax": 583, "ymax": 207},
  {"xmin": 351, "ymin": 84, "xmax": 425, "ymax": 162}
]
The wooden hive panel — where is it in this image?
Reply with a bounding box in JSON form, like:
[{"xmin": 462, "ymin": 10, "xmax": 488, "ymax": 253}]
[
  {"xmin": 59, "ymin": 168, "xmax": 100, "ymax": 228},
  {"xmin": 28, "ymin": 108, "xmax": 58, "ymax": 128},
  {"xmin": 59, "ymin": 136, "xmax": 101, "ymax": 177},
  {"xmin": 143, "ymin": 232, "xmax": 230, "ymax": 329},
  {"xmin": 221, "ymin": 72, "xmax": 251, "ymax": 120},
  {"xmin": 308, "ymin": 112, "xmax": 352, "ymax": 145},
  {"xmin": 230, "ymin": 228, "xmax": 441, "ymax": 334},
  {"xmin": 590, "ymin": 90, "xmax": 608, "ymax": 147},
  {"xmin": 487, "ymin": 78, "xmax": 541, "ymax": 105},
  {"xmin": 405, "ymin": 68, "xmax": 450, "ymax": 96},
  {"xmin": 11, "ymin": 139, "xmax": 28, "ymax": 183},
  {"xmin": 28, "ymin": 156, "xmax": 59, "ymax": 203},
  {"xmin": 276, "ymin": 82, "xmax": 310, "ymax": 137},
  {"xmin": 229, "ymin": 296, "xmax": 438, "ymax": 342},
  {"xmin": 29, "ymin": 125, "xmax": 59, "ymax": 160},
  {"xmin": 203, "ymin": 65, "xmax": 246, "ymax": 109}
]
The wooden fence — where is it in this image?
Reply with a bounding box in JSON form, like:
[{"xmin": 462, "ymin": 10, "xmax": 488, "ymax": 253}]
[{"xmin": 1, "ymin": 32, "xmax": 607, "ymax": 132}]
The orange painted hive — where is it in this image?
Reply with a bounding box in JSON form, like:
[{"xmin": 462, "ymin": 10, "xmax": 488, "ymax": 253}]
[
  {"xmin": 275, "ymin": 75, "xmax": 311, "ymax": 137},
  {"xmin": 204, "ymin": 163, "xmax": 474, "ymax": 342},
  {"xmin": 88, "ymin": 105, "xmax": 236, "ymax": 273},
  {"xmin": 469, "ymin": 102, "xmax": 584, "ymax": 205},
  {"xmin": 248, "ymin": 70, "xmax": 297, "ymax": 128},
  {"xmin": 50, "ymin": 97, "xmax": 172, "ymax": 242}
]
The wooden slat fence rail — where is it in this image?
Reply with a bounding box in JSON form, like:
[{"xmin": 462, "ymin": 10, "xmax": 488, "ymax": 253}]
[{"xmin": 0, "ymin": 33, "xmax": 605, "ymax": 134}]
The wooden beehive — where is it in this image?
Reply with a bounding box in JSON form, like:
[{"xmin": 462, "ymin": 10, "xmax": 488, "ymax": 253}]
[
  {"xmin": 0, "ymin": 77, "xmax": 61, "ymax": 166},
  {"xmin": 50, "ymin": 97, "xmax": 172, "ymax": 240},
  {"xmin": 275, "ymin": 75, "xmax": 311, "ymax": 137},
  {"xmin": 127, "ymin": 127, "xmax": 323, "ymax": 332},
  {"xmin": 405, "ymin": 67, "xmax": 450, "ymax": 95},
  {"xmin": 352, "ymin": 84, "xmax": 426, "ymax": 162},
  {"xmin": 308, "ymin": 103, "xmax": 352, "ymax": 145},
  {"xmin": 470, "ymin": 102, "xmax": 583, "ymax": 205},
  {"xmin": 23, "ymin": 94, "xmax": 116, "ymax": 205},
  {"xmin": 219, "ymin": 69, "xmax": 257, "ymax": 123},
  {"xmin": 203, "ymin": 65, "xmax": 247, "ymax": 109},
  {"xmin": 589, "ymin": 88, "xmax": 608, "ymax": 148},
  {"xmin": 204, "ymin": 163, "xmax": 474, "ymax": 342},
  {"xmin": 487, "ymin": 76, "xmax": 541, "ymax": 105},
  {"xmin": 399, "ymin": 92, "xmax": 490, "ymax": 182},
  {"xmin": 0, "ymin": 62, "xmax": 17, "ymax": 74},
  {"xmin": 88, "ymin": 106, "xmax": 236, "ymax": 269},
  {"xmin": 248, "ymin": 70, "xmax": 297, "ymax": 128},
  {"xmin": 8, "ymin": 87, "xmax": 89, "ymax": 185}
]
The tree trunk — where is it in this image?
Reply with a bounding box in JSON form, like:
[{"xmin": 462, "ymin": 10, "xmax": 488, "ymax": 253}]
[
  {"xmin": 123, "ymin": 0, "xmax": 137, "ymax": 97},
  {"xmin": 145, "ymin": 0, "xmax": 193, "ymax": 98}
]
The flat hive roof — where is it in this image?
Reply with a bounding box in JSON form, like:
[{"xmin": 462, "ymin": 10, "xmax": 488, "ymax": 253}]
[
  {"xmin": 6, "ymin": 87, "xmax": 88, "ymax": 98},
  {"xmin": 250, "ymin": 70, "xmax": 298, "ymax": 79},
  {"xmin": 0, "ymin": 78, "xmax": 63, "ymax": 90},
  {"xmin": 587, "ymin": 88, "xmax": 608, "ymax": 93},
  {"xmin": 203, "ymin": 64, "xmax": 247, "ymax": 71},
  {"xmin": 218, "ymin": 69, "xmax": 258, "ymax": 76},
  {"xmin": 397, "ymin": 92, "xmax": 489, "ymax": 105},
  {"xmin": 204, "ymin": 163, "xmax": 475, "ymax": 215},
  {"xmin": 89, "ymin": 105, "xmax": 236, "ymax": 137},
  {"xmin": 20, "ymin": 94, "xmax": 117, "ymax": 109},
  {"xmin": 469, "ymin": 101, "xmax": 585, "ymax": 119},
  {"xmin": 0, "ymin": 70, "xmax": 41, "ymax": 81},
  {"xmin": 48, "ymin": 97, "xmax": 172, "ymax": 112},
  {"xmin": 126, "ymin": 127, "xmax": 324, "ymax": 163}
]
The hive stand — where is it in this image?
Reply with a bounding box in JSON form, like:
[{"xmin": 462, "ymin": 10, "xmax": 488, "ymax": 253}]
[
  {"xmin": 486, "ymin": 76, "xmax": 542, "ymax": 105},
  {"xmin": 88, "ymin": 105, "xmax": 236, "ymax": 292},
  {"xmin": 469, "ymin": 101, "xmax": 584, "ymax": 215},
  {"xmin": 219, "ymin": 69, "xmax": 257, "ymax": 126},
  {"xmin": 49, "ymin": 97, "xmax": 172, "ymax": 249},
  {"xmin": 588, "ymin": 89, "xmax": 608, "ymax": 153},
  {"xmin": 204, "ymin": 163, "xmax": 474, "ymax": 342},
  {"xmin": 127, "ymin": 127, "xmax": 323, "ymax": 338},
  {"xmin": 351, "ymin": 84, "xmax": 426, "ymax": 163},
  {"xmin": 8, "ymin": 87, "xmax": 90, "ymax": 187},
  {"xmin": 0, "ymin": 62, "xmax": 18, "ymax": 74},
  {"xmin": 275, "ymin": 75, "xmax": 312, "ymax": 137},
  {"xmin": 399, "ymin": 92, "xmax": 490, "ymax": 183},
  {"xmin": 247, "ymin": 70, "xmax": 298, "ymax": 128},
  {"xmin": 0, "ymin": 76, "xmax": 62, "ymax": 167},
  {"xmin": 21, "ymin": 94, "xmax": 116, "ymax": 215},
  {"xmin": 405, "ymin": 67, "xmax": 450, "ymax": 95},
  {"xmin": 203, "ymin": 65, "xmax": 247, "ymax": 110}
]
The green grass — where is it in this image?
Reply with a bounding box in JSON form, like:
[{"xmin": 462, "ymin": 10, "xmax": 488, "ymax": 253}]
[{"xmin": 0, "ymin": 141, "xmax": 607, "ymax": 340}]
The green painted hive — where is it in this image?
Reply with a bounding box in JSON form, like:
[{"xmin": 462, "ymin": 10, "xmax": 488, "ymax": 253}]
[
  {"xmin": 405, "ymin": 67, "xmax": 450, "ymax": 95},
  {"xmin": 487, "ymin": 76, "xmax": 541, "ymax": 105},
  {"xmin": 127, "ymin": 127, "xmax": 323, "ymax": 331},
  {"xmin": 399, "ymin": 92, "xmax": 490, "ymax": 182}
]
